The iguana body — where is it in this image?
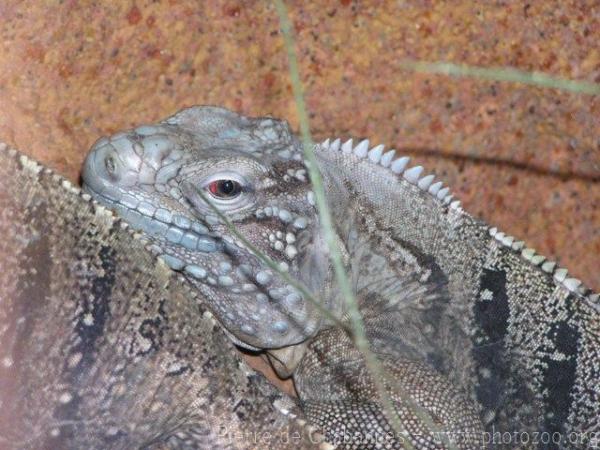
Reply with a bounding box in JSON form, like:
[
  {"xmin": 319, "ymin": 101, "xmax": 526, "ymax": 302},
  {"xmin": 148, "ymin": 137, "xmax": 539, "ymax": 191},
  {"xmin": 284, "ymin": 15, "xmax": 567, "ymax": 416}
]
[
  {"xmin": 78, "ymin": 106, "xmax": 600, "ymax": 448},
  {"xmin": 0, "ymin": 144, "xmax": 324, "ymax": 449}
]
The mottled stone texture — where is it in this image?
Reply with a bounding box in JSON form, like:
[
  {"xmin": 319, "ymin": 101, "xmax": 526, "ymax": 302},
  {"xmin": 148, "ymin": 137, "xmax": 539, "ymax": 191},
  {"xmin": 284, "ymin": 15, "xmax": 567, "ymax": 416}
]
[{"xmin": 0, "ymin": 1, "xmax": 597, "ymax": 293}]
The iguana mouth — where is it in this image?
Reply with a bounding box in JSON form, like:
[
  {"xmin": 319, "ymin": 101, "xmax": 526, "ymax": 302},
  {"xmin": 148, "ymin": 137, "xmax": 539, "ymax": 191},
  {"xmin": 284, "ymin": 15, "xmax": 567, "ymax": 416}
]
[{"xmin": 83, "ymin": 187, "xmax": 220, "ymax": 254}]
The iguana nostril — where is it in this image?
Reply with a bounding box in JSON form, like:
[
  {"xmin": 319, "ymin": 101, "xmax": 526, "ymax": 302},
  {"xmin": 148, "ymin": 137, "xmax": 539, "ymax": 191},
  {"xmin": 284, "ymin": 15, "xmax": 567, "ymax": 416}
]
[{"xmin": 105, "ymin": 155, "xmax": 116, "ymax": 176}]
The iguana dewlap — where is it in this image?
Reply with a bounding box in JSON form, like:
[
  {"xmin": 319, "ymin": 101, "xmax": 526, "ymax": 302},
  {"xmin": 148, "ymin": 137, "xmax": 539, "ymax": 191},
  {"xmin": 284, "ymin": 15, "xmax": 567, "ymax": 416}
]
[{"xmin": 81, "ymin": 106, "xmax": 600, "ymax": 449}]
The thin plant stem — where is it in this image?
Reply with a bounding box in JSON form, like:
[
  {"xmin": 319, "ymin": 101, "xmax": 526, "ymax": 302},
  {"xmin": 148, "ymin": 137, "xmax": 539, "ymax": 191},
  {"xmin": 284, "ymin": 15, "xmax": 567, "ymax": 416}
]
[
  {"xmin": 274, "ymin": 2, "xmax": 465, "ymax": 449},
  {"xmin": 398, "ymin": 60, "xmax": 600, "ymax": 95}
]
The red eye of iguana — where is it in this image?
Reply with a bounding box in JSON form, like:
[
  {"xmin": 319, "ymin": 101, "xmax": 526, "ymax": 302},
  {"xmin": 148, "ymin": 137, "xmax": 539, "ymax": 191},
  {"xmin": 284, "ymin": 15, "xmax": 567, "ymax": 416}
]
[{"xmin": 207, "ymin": 179, "xmax": 242, "ymax": 199}]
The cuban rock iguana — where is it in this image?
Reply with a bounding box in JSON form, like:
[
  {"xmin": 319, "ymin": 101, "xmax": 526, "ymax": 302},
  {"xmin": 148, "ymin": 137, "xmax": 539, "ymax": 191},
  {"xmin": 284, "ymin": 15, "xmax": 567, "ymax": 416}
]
[
  {"xmin": 80, "ymin": 106, "xmax": 599, "ymax": 450},
  {"xmin": 0, "ymin": 143, "xmax": 328, "ymax": 450}
]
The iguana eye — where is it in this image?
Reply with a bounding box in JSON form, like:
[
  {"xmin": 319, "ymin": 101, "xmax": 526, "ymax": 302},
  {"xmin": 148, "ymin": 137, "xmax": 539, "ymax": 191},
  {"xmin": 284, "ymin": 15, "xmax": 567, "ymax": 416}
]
[{"xmin": 207, "ymin": 179, "xmax": 242, "ymax": 199}]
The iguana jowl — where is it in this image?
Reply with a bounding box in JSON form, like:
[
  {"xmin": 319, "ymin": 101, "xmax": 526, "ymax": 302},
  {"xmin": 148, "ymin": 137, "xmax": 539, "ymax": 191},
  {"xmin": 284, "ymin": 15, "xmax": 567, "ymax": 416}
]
[
  {"xmin": 80, "ymin": 106, "xmax": 599, "ymax": 449},
  {"xmin": 0, "ymin": 144, "xmax": 325, "ymax": 450}
]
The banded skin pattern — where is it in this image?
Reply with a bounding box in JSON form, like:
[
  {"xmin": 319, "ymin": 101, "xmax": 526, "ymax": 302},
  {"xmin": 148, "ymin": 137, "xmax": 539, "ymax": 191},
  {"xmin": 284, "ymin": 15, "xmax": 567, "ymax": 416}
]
[
  {"xmin": 0, "ymin": 143, "xmax": 325, "ymax": 450},
  {"xmin": 81, "ymin": 106, "xmax": 599, "ymax": 450}
]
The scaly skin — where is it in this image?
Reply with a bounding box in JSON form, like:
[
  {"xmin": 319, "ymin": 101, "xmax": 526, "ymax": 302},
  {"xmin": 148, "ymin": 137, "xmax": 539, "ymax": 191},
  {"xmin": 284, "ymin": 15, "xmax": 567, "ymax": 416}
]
[
  {"xmin": 82, "ymin": 106, "xmax": 334, "ymax": 355},
  {"xmin": 0, "ymin": 143, "xmax": 324, "ymax": 450},
  {"xmin": 82, "ymin": 106, "xmax": 599, "ymax": 449}
]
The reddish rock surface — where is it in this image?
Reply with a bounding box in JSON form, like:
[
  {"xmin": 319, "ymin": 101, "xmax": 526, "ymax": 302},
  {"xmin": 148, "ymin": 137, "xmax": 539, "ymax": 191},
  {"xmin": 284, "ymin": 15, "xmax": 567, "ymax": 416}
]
[{"xmin": 1, "ymin": 1, "xmax": 598, "ymax": 391}]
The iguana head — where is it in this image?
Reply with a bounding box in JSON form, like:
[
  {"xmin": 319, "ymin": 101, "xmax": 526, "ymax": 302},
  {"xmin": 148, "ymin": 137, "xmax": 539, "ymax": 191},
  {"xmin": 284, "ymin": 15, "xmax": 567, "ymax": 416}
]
[{"xmin": 82, "ymin": 106, "xmax": 334, "ymax": 355}]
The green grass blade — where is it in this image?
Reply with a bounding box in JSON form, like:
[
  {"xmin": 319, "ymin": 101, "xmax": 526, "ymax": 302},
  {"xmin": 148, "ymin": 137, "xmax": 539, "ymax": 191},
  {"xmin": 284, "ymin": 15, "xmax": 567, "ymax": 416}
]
[
  {"xmin": 274, "ymin": 2, "xmax": 464, "ymax": 449},
  {"xmin": 400, "ymin": 60, "xmax": 600, "ymax": 95}
]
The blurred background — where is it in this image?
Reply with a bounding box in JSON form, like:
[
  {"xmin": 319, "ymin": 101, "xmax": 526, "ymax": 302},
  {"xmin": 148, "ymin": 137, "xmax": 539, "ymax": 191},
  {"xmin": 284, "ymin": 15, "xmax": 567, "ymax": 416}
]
[{"xmin": 0, "ymin": 1, "xmax": 598, "ymax": 292}]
